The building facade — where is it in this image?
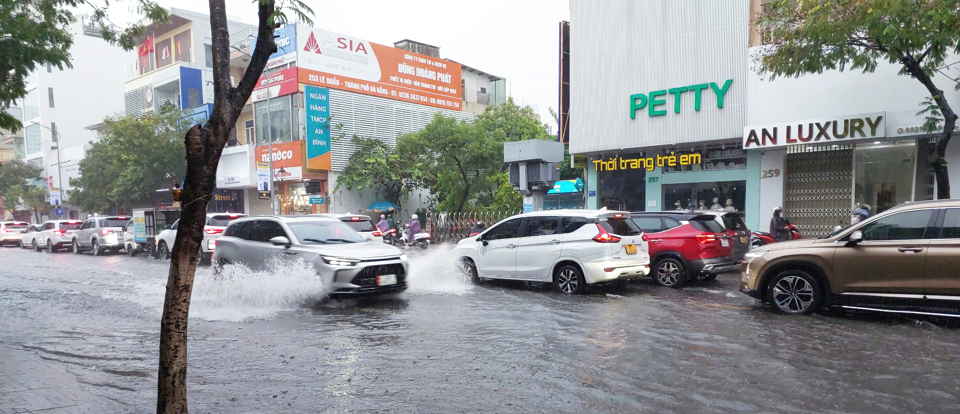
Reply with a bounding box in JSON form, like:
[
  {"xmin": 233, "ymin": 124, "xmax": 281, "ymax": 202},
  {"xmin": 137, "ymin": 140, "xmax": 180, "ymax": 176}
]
[{"xmin": 569, "ymin": 0, "xmax": 960, "ymax": 235}]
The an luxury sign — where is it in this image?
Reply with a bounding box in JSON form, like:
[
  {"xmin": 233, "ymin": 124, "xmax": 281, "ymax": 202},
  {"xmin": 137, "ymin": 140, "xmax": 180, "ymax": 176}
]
[{"xmin": 743, "ymin": 112, "xmax": 886, "ymax": 149}]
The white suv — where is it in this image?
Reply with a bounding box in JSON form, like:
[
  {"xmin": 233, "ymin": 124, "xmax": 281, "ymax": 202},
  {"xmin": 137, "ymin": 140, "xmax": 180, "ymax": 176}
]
[
  {"xmin": 0, "ymin": 221, "xmax": 30, "ymax": 247},
  {"xmin": 156, "ymin": 213, "xmax": 247, "ymax": 263},
  {"xmin": 35, "ymin": 220, "xmax": 84, "ymax": 252},
  {"xmin": 453, "ymin": 210, "xmax": 650, "ymax": 293}
]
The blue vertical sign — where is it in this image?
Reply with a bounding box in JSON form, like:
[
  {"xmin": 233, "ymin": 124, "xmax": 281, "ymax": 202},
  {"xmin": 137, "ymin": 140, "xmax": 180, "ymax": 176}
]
[{"xmin": 305, "ymin": 85, "xmax": 331, "ymax": 170}]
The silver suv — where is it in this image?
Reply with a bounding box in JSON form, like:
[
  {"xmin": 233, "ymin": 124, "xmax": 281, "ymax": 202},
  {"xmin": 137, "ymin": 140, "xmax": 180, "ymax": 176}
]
[
  {"xmin": 72, "ymin": 216, "xmax": 132, "ymax": 255},
  {"xmin": 213, "ymin": 216, "xmax": 409, "ymax": 297}
]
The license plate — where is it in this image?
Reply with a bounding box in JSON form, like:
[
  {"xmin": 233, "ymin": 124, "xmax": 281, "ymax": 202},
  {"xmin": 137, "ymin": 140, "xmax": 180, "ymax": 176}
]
[
  {"xmin": 740, "ymin": 236, "xmax": 748, "ymax": 244},
  {"xmin": 377, "ymin": 274, "xmax": 397, "ymax": 286},
  {"xmin": 624, "ymin": 244, "xmax": 637, "ymax": 254},
  {"xmin": 721, "ymin": 239, "xmax": 730, "ymax": 247}
]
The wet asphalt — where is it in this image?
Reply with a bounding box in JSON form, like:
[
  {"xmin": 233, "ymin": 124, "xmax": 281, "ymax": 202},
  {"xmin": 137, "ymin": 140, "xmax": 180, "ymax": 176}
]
[{"xmin": 1, "ymin": 244, "xmax": 959, "ymax": 413}]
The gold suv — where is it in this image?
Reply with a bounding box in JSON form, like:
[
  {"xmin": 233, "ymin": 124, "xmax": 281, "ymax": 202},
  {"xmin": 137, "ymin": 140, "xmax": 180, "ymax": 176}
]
[{"xmin": 740, "ymin": 200, "xmax": 960, "ymax": 315}]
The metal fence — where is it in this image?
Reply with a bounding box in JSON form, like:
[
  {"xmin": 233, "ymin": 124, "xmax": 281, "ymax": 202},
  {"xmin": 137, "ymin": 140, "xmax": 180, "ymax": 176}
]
[{"xmin": 428, "ymin": 210, "xmax": 521, "ymax": 243}]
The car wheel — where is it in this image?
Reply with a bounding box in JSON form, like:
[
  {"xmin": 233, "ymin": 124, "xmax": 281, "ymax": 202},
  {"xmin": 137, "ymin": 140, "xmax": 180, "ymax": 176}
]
[
  {"xmin": 213, "ymin": 259, "xmax": 229, "ymax": 278},
  {"xmin": 128, "ymin": 245, "xmax": 137, "ymax": 257},
  {"xmin": 458, "ymin": 258, "xmax": 480, "ymax": 283},
  {"xmin": 653, "ymin": 258, "xmax": 687, "ymax": 288},
  {"xmin": 92, "ymin": 240, "xmax": 102, "ymax": 256},
  {"xmin": 72, "ymin": 240, "xmax": 82, "ymax": 254},
  {"xmin": 33, "ymin": 240, "xmax": 40, "ymax": 252},
  {"xmin": 767, "ymin": 270, "xmax": 822, "ymax": 315},
  {"xmin": 554, "ymin": 264, "xmax": 586, "ymax": 294},
  {"xmin": 158, "ymin": 242, "xmax": 170, "ymax": 261},
  {"xmin": 47, "ymin": 239, "xmax": 56, "ymax": 253},
  {"xmin": 18, "ymin": 239, "xmax": 24, "ymax": 248}
]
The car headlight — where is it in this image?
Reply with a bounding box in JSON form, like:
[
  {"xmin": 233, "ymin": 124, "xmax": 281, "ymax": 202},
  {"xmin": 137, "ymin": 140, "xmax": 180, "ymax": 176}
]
[
  {"xmin": 399, "ymin": 254, "xmax": 408, "ymax": 261},
  {"xmin": 744, "ymin": 250, "xmax": 767, "ymax": 261},
  {"xmin": 322, "ymin": 256, "xmax": 360, "ymax": 267}
]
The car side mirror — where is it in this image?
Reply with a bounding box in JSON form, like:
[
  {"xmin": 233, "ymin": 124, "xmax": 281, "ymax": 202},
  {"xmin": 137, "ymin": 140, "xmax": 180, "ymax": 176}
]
[
  {"xmin": 847, "ymin": 230, "xmax": 863, "ymax": 245},
  {"xmin": 270, "ymin": 236, "xmax": 291, "ymax": 247}
]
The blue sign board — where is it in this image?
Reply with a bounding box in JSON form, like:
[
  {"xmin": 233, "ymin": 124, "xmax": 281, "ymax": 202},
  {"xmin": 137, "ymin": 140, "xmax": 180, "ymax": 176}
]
[
  {"xmin": 249, "ymin": 24, "xmax": 297, "ymax": 60},
  {"xmin": 309, "ymin": 196, "xmax": 325, "ymax": 205},
  {"xmin": 588, "ymin": 190, "xmax": 597, "ymax": 197},
  {"xmin": 55, "ymin": 207, "xmax": 64, "ymax": 216},
  {"xmin": 304, "ymin": 85, "xmax": 331, "ymax": 170},
  {"xmin": 523, "ymin": 203, "xmax": 534, "ymax": 213}
]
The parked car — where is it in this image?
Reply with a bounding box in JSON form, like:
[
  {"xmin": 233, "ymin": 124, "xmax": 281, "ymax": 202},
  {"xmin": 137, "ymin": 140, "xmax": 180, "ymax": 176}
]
[
  {"xmin": 72, "ymin": 216, "xmax": 131, "ymax": 255},
  {"xmin": 155, "ymin": 213, "xmax": 247, "ymax": 263},
  {"xmin": 453, "ymin": 210, "xmax": 650, "ymax": 294},
  {"xmin": 35, "ymin": 220, "xmax": 83, "ymax": 253},
  {"xmin": 17, "ymin": 224, "xmax": 39, "ymax": 249},
  {"xmin": 0, "ymin": 221, "xmax": 30, "ymax": 247},
  {"xmin": 213, "ymin": 215, "xmax": 408, "ymax": 297},
  {"xmin": 695, "ymin": 210, "xmax": 750, "ymax": 262},
  {"xmin": 630, "ymin": 212, "xmax": 738, "ymax": 288},
  {"xmin": 310, "ymin": 214, "xmax": 384, "ymax": 243},
  {"xmin": 740, "ymin": 199, "xmax": 960, "ymax": 315}
]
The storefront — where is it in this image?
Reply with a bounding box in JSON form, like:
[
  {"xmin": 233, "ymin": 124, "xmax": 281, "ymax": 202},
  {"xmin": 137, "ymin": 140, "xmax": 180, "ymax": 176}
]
[
  {"xmin": 254, "ymin": 140, "xmax": 329, "ymax": 215},
  {"xmin": 207, "ymin": 188, "xmax": 245, "ymax": 214}
]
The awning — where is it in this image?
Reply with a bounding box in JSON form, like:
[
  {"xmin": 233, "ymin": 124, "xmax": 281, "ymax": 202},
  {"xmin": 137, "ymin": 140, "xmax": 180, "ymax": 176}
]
[
  {"xmin": 548, "ymin": 178, "xmax": 584, "ymax": 194},
  {"xmin": 367, "ymin": 200, "xmax": 400, "ymax": 212}
]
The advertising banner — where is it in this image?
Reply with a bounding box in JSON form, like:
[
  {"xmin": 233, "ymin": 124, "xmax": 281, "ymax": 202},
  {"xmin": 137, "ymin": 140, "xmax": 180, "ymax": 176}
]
[
  {"xmin": 296, "ymin": 25, "xmax": 462, "ymax": 111},
  {"xmin": 304, "ymin": 86, "xmax": 331, "ymax": 170},
  {"xmin": 250, "ymin": 24, "xmax": 298, "ymax": 69},
  {"xmin": 255, "ymin": 140, "xmax": 304, "ymax": 182},
  {"xmin": 133, "ymin": 210, "xmax": 146, "ymax": 243},
  {"xmin": 256, "ymin": 161, "xmax": 271, "ymax": 199},
  {"xmin": 252, "ymin": 67, "xmax": 299, "ymax": 102},
  {"xmin": 743, "ymin": 112, "xmax": 886, "ymax": 150}
]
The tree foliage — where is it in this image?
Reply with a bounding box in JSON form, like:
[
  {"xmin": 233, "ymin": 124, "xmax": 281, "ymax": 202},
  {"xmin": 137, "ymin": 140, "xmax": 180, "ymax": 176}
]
[
  {"xmin": 0, "ymin": 159, "xmax": 43, "ymax": 198},
  {"xmin": 0, "ymin": 0, "xmax": 168, "ymax": 133},
  {"xmin": 5, "ymin": 183, "xmax": 48, "ymax": 222},
  {"xmin": 754, "ymin": 0, "xmax": 960, "ymax": 198},
  {"xmin": 69, "ymin": 110, "xmax": 189, "ymax": 213},
  {"xmin": 333, "ymin": 135, "xmax": 418, "ymax": 208}
]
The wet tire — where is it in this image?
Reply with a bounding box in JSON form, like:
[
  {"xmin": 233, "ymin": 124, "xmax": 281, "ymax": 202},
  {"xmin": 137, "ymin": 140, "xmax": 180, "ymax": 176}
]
[
  {"xmin": 554, "ymin": 264, "xmax": 586, "ymax": 294},
  {"xmin": 157, "ymin": 242, "xmax": 169, "ymax": 261},
  {"xmin": 459, "ymin": 258, "xmax": 480, "ymax": 283},
  {"xmin": 72, "ymin": 240, "xmax": 82, "ymax": 254},
  {"xmin": 766, "ymin": 270, "xmax": 823, "ymax": 315},
  {"xmin": 18, "ymin": 239, "xmax": 24, "ymax": 248},
  {"xmin": 33, "ymin": 240, "xmax": 40, "ymax": 252},
  {"xmin": 213, "ymin": 259, "xmax": 228, "ymax": 279},
  {"xmin": 653, "ymin": 258, "xmax": 687, "ymax": 288},
  {"xmin": 417, "ymin": 240, "xmax": 428, "ymax": 249},
  {"xmin": 128, "ymin": 245, "xmax": 137, "ymax": 257},
  {"xmin": 47, "ymin": 239, "xmax": 56, "ymax": 253},
  {"xmin": 92, "ymin": 240, "xmax": 102, "ymax": 256}
]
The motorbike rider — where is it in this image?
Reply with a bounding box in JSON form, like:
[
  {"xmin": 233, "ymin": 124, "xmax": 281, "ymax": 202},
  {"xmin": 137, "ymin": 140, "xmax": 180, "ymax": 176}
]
[
  {"xmin": 852, "ymin": 204, "xmax": 872, "ymax": 224},
  {"xmin": 468, "ymin": 220, "xmax": 485, "ymax": 237},
  {"xmin": 770, "ymin": 206, "xmax": 791, "ymax": 242},
  {"xmin": 376, "ymin": 214, "xmax": 390, "ymax": 232},
  {"xmin": 407, "ymin": 214, "xmax": 422, "ymax": 243},
  {"xmin": 387, "ymin": 213, "xmax": 398, "ymax": 233}
]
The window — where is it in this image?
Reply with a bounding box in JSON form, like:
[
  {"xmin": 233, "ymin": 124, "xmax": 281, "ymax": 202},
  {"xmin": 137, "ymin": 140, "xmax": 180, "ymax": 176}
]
[
  {"xmin": 598, "ymin": 217, "xmax": 642, "ymax": 236},
  {"xmin": 250, "ymin": 220, "xmax": 286, "ymax": 243},
  {"xmin": 720, "ymin": 213, "xmax": 748, "ymax": 231},
  {"xmin": 485, "ymin": 219, "xmax": 522, "ymax": 240},
  {"xmin": 662, "ymin": 218, "xmax": 682, "ymax": 231},
  {"xmin": 632, "ymin": 217, "xmax": 663, "ymax": 233},
  {"xmin": 204, "ymin": 45, "xmax": 213, "ymax": 68},
  {"xmin": 561, "ymin": 216, "xmax": 591, "ymax": 234},
  {"xmin": 939, "ymin": 209, "xmax": 960, "ymax": 239},
  {"xmin": 41, "ymin": 223, "xmax": 53, "ymax": 231},
  {"xmin": 255, "ymin": 95, "xmax": 293, "ymax": 145},
  {"xmin": 480, "ymin": 87, "xmax": 487, "ymax": 94},
  {"xmin": 521, "ymin": 217, "xmax": 560, "ymax": 237},
  {"xmin": 24, "ymin": 89, "xmax": 39, "ymax": 120},
  {"xmin": 25, "ymin": 124, "xmax": 41, "ymax": 154},
  {"xmin": 225, "ymin": 221, "xmax": 254, "ymax": 240},
  {"xmin": 50, "ymin": 122, "xmax": 57, "ymax": 142},
  {"xmin": 79, "ymin": 220, "xmax": 91, "ymax": 230},
  {"xmin": 860, "ymin": 210, "xmax": 933, "ymax": 241},
  {"xmin": 26, "ymin": 225, "xmax": 36, "ymax": 233},
  {"xmin": 172, "ymin": 220, "xmax": 179, "ymax": 230},
  {"xmin": 48, "ymin": 87, "xmax": 54, "ymax": 108},
  {"xmin": 206, "ymin": 214, "xmax": 243, "ymax": 227},
  {"xmin": 60, "ymin": 222, "xmax": 81, "ymax": 231},
  {"xmin": 103, "ymin": 217, "xmax": 131, "ymax": 228},
  {"xmin": 244, "ymin": 120, "xmax": 254, "ymax": 144},
  {"xmin": 47, "ymin": 62, "xmax": 52, "ymax": 73},
  {"xmin": 342, "ymin": 219, "xmax": 375, "ymax": 232},
  {"xmin": 690, "ymin": 218, "xmax": 725, "ymax": 233},
  {"xmin": 288, "ymin": 221, "xmax": 365, "ymax": 244}
]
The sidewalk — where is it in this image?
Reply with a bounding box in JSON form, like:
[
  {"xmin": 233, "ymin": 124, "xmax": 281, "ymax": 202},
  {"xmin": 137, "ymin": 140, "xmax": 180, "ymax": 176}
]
[{"xmin": 0, "ymin": 345, "xmax": 129, "ymax": 414}]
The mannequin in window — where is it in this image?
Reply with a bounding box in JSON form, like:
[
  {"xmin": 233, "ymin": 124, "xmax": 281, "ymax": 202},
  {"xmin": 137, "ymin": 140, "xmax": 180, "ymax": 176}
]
[
  {"xmin": 698, "ymin": 200, "xmax": 707, "ymax": 210},
  {"xmin": 710, "ymin": 197, "xmax": 723, "ymax": 211},
  {"xmin": 724, "ymin": 199, "xmax": 737, "ymax": 212},
  {"xmin": 674, "ymin": 200, "xmax": 683, "ymax": 210}
]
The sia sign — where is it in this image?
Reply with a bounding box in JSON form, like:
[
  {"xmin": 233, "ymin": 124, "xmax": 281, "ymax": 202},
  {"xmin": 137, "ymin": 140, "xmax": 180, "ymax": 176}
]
[
  {"xmin": 743, "ymin": 112, "xmax": 885, "ymax": 149},
  {"xmin": 630, "ymin": 80, "xmax": 733, "ymax": 118},
  {"xmin": 593, "ymin": 152, "xmax": 702, "ymax": 172},
  {"xmin": 296, "ymin": 25, "xmax": 462, "ymax": 111}
]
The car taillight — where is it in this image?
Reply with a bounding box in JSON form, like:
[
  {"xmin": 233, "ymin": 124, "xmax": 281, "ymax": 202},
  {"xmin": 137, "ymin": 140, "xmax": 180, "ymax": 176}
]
[
  {"xmin": 351, "ymin": 217, "xmax": 361, "ymax": 221},
  {"xmin": 372, "ymin": 229, "xmax": 383, "ymax": 237},
  {"xmin": 696, "ymin": 234, "xmax": 718, "ymax": 244},
  {"xmin": 54, "ymin": 230, "xmax": 64, "ymax": 236},
  {"xmin": 101, "ymin": 229, "xmax": 112, "ymax": 236},
  {"xmin": 592, "ymin": 224, "xmax": 621, "ymax": 243},
  {"xmin": 204, "ymin": 228, "xmax": 224, "ymax": 235},
  {"xmin": 641, "ymin": 232, "xmax": 648, "ymax": 242}
]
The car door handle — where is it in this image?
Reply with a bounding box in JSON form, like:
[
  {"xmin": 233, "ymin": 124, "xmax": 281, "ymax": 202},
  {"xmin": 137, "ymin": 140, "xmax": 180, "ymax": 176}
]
[
  {"xmin": 649, "ymin": 239, "xmax": 662, "ymax": 243},
  {"xmin": 549, "ymin": 239, "xmax": 561, "ymax": 245},
  {"xmin": 897, "ymin": 247, "xmax": 923, "ymax": 253},
  {"xmin": 284, "ymin": 251, "xmax": 298, "ymax": 255},
  {"xmin": 506, "ymin": 244, "xmax": 517, "ymax": 249}
]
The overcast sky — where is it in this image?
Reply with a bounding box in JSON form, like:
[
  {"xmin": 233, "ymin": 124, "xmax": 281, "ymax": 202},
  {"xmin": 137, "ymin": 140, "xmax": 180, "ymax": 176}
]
[{"xmin": 109, "ymin": 0, "xmax": 570, "ymax": 130}]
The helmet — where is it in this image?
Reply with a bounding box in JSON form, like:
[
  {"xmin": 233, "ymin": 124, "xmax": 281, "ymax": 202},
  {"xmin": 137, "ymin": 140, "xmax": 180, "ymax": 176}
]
[
  {"xmin": 773, "ymin": 206, "xmax": 782, "ymax": 212},
  {"xmin": 380, "ymin": 214, "xmax": 385, "ymax": 219},
  {"xmin": 412, "ymin": 214, "xmax": 418, "ymax": 220}
]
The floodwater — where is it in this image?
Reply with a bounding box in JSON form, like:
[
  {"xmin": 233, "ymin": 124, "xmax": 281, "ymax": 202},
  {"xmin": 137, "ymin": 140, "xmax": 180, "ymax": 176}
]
[{"xmin": 1, "ymin": 245, "xmax": 959, "ymax": 413}]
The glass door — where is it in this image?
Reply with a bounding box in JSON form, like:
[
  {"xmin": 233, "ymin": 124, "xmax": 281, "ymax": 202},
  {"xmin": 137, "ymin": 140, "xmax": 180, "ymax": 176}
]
[{"xmin": 854, "ymin": 141, "xmax": 917, "ymax": 214}]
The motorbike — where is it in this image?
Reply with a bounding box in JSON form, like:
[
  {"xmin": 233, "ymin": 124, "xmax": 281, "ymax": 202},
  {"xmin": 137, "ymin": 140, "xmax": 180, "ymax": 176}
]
[
  {"xmin": 382, "ymin": 228, "xmax": 401, "ymax": 246},
  {"xmin": 750, "ymin": 223, "xmax": 801, "ymax": 248},
  {"xmin": 400, "ymin": 224, "xmax": 431, "ymax": 249}
]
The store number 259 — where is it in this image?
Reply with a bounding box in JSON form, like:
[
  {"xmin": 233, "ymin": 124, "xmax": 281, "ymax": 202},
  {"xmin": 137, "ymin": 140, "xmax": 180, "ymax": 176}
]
[{"xmin": 761, "ymin": 169, "xmax": 781, "ymax": 179}]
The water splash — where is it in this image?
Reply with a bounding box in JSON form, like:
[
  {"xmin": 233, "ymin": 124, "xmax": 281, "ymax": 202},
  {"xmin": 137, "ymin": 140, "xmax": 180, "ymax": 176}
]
[{"xmin": 404, "ymin": 243, "xmax": 474, "ymax": 295}]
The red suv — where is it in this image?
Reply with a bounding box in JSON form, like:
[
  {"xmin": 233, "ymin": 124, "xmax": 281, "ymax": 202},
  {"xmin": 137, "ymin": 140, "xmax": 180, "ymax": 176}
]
[{"xmin": 630, "ymin": 212, "xmax": 738, "ymax": 288}]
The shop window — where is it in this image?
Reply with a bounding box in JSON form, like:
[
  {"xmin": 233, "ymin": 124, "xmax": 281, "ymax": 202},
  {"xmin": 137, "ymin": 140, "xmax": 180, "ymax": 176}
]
[
  {"xmin": 664, "ymin": 147, "xmax": 745, "ymax": 173},
  {"xmin": 598, "ymin": 154, "xmax": 646, "ymax": 211},
  {"xmin": 854, "ymin": 141, "xmax": 916, "ymax": 214},
  {"xmin": 663, "ymin": 181, "xmax": 746, "ymax": 213},
  {"xmin": 255, "ymin": 95, "xmax": 294, "ymax": 145}
]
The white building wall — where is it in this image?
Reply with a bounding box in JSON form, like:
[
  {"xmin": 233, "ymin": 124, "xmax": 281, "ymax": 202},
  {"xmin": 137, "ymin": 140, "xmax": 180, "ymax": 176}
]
[
  {"xmin": 757, "ymin": 149, "xmax": 785, "ymax": 232},
  {"xmin": 569, "ymin": 0, "xmax": 750, "ymax": 154}
]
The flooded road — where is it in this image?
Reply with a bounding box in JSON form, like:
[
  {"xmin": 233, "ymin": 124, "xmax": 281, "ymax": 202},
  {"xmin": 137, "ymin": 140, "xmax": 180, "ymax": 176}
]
[{"xmin": 1, "ymin": 245, "xmax": 959, "ymax": 413}]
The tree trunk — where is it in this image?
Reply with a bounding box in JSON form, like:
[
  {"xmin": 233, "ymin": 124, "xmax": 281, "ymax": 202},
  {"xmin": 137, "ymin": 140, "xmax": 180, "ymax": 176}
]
[
  {"xmin": 156, "ymin": 0, "xmax": 276, "ymax": 412},
  {"xmin": 903, "ymin": 55, "xmax": 958, "ymax": 199}
]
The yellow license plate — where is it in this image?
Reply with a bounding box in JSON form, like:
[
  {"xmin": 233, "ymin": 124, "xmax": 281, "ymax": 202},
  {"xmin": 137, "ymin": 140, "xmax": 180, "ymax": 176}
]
[
  {"xmin": 740, "ymin": 236, "xmax": 748, "ymax": 244},
  {"xmin": 624, "ymin": 244, "xmax": 637, "ymax": 254}
]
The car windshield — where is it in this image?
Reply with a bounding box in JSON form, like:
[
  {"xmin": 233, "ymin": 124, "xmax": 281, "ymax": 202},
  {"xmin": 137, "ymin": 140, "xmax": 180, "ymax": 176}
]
[
  {"xmin": 59, "ymin": 223, "xmax": 82, "ymax": 231},
  {"xmin": 104, "ymin": 218, "xmax": 131, "ymax": 228},
  {"xmin": 598, "ymin": 217, "xmax": 642, "ymax": 236},
  {"xmin": 207, "ymin": 215, "xmax": 244, "ymax": 227},
  {"xmin": 824, "ymin": 224, "xmax": 850, "ymax": 238},
  {"xmin": 287, "ymin": 221, "xmax": 366, "ymax": 244},
  {"xmin": 343, "ymin": 219, "xmax": 375, "ymax": 232}
]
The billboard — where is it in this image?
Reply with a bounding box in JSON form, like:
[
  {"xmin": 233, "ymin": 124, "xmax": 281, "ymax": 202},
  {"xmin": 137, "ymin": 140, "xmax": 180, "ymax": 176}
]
[
  {"xmin": 256, "ymin": 161, "xmax": 271, "ymax": 199},
  {"xmin": 296, "ymin": 25, "xmax": 462, "ymax": 111},
  {"xmin": 255, "ymin": 140, "xmax": 304, "ymax": 181},
  {"xmin": 304, "ymin": 86, "xmax": 331, "ymax": 170},
  {"xmin": 250, "ymin": 24, "xmax": 298, "ymax": 69},
  {"xmin": 252, "ymin": 67, "xmax": 299, "ymax": 102}
]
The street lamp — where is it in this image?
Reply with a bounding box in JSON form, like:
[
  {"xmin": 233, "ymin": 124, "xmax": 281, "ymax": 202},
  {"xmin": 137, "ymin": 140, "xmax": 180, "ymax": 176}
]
[{"xmin": 27, "ymin": 122, "xmax": 64, "ymax": 218}]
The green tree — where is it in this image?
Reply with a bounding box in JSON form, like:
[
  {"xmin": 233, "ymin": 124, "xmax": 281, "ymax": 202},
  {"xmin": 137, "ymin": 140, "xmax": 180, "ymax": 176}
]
[
  {"xmin": 0, "ymin": 0, "xmax": 167, "ymax": 133},
  {"xmin": 755, "ymin": 0, "xmax": 960, "ymax": 198},
  {"xmin": 333, "ymin": 135, "xmax": 417, "ymax": 208},
  {"xmin": 69, "ymin": 110, "xmax": 189, "ymax": 213},
  {"xmin": 5, "ymin": 183, "xmax": 48, "ymax": 223},
  {"xmin": 0, "ymin": 159, "xmax": 43, "ymax": 198}
]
